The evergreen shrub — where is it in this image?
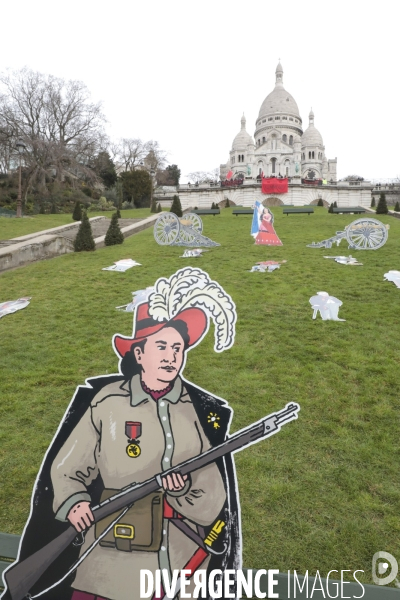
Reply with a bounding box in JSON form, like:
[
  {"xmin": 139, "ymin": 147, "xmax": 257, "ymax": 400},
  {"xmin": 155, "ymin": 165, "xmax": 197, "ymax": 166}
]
[
  {"xmin": 376, "ymin": 193, "xmax": 388, "ymax": 215},
  {"xmin": 170, "ymin": 195, "xmax": 183, "ymax": 217},
  {"xmin": 157, "ymin": 203, "xmax": 162, "ymax": 212},
  {"xmin": 105, "ymin": 212, "xmax": 124, "ymax": 246},
  {"xmin": 72, "ymin": 201, "xmax": 82, "ymax": 221},
  {"xmin": 371, "ymin": 197, "xmax": 376, "ymax": 208},
  {"xmin": 394, "ymin": 201, "xmax": 400, "ymax": 212},
  {"xmin": 74, "ymin": 211, "xmax": 95, "ymax": 251},
  {"xmin": 317, "ymin": 198, "xmax": 324, "ymax": 207}
]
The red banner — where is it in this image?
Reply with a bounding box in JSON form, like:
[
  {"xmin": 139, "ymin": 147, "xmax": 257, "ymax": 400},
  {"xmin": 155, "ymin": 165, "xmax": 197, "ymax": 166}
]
[{"xmin": 261, "ymin": 177, "xmax": 288, "ymax": 194}]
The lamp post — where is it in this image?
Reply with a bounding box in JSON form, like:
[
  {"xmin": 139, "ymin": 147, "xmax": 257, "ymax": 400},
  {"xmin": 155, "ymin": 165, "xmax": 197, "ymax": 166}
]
[
  {"xmin": 150, "ymin": 166, "xmax": 156, "ymax": 208},
  {"xmin": 15, "ymin": 140, "xmax": 26, "ymax": 218}
]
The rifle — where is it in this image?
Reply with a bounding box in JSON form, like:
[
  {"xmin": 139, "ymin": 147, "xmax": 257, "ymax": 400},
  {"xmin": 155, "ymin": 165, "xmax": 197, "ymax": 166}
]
[{"xmin": 3, "ymin": 402, "xmax": 300, "ymax": 600}]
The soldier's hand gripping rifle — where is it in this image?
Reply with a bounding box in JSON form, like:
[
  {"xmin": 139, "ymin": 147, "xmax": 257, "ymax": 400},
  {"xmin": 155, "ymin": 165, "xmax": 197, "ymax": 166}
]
[{"xmin": 3, "ymin": 402, "xmax": 300, "ymax": 600}]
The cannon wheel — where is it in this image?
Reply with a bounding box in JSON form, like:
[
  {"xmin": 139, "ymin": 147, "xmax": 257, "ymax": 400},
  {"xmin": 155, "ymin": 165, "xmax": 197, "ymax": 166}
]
[
  {"xmin": 345, "ymin": 218, "xmax": 388, "ymax": 250},
  {"xmin": 183, "ymin": 213, "xmax": 203, "ymax": 233},
  {"xmin": 154, "ymin": 213, "xmax": 180, "ymax": 245}
]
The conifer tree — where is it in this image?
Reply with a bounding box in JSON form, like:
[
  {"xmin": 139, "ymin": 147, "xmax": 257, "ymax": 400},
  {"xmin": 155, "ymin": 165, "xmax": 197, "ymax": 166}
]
[
  {"xmin": 317, "ymin": 198, "xmax": 323, "ymax": 206},
  {"xmin": 116, "ymin": 208, "xmax": 121, "ymax": 218},
  {"xmin": 105, "ymin": 212, "xmax": 124, "ymax": 246},
  {"xmin": 394, "ymin": 201, "xmax": 400, "ymax": 212},
  {"xmin": 74, "ymin": 211, "xmax": 95, "ymax": 251},
  {"xmin": 150, "ymin": 198, "xmax": 157, "ymax": 213},
  {"xmin": 225, "ymin": 198, "xmax": 230, "ymax": 208},
  {"xmin": 170, "ymin": 195, "xmax": 183, "ymax": 217},
  {"xmin": 376, "ymin": 193, "xmax": 388, "ymax": 214},
  {"xmin": 72, "ymin": 201, "xmax": 82, "ymax": 221},
  {"xmin": 328, "ymin": 203, "xmax": 333, "ymax": 213},
  {"xmin": 157, "ymin": 203, "xmax": 162, "ymax": 212},
  {"xmin": 371, "ymin": 197, "xmax": 376, "ymax": 208}
]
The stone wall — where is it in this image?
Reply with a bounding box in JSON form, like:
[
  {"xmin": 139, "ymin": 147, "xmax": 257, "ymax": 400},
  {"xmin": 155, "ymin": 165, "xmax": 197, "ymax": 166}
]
[{"xmin": 155, "ymin": 182, "xmax": 374, "ymax": 210}]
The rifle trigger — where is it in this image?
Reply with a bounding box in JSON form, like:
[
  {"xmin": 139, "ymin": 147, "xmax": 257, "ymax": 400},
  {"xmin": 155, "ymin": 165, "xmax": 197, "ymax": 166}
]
[{"xmin": 73, "ymin": 531, "xmax": 86, "ymax": 546}]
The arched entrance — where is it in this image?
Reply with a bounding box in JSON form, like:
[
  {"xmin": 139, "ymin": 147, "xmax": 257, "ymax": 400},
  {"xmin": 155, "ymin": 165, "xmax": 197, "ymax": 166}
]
[
  {"xmin": 262, "ymin": 197, "xmax": 284, "ymax": 207},
  {"xmin": 309, "ymin": 198, "xmax": 329, "ymax": 207}
]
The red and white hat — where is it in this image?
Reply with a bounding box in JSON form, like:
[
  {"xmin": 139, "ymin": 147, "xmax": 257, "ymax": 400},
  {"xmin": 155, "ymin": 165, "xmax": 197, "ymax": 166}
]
[
  {"xmin": 113, "ymin": 267, "xmax": 237, "ymax": 357},
  {"xmin": 114, "ymin": 302, "xmax": 207, "ymax": 357}
]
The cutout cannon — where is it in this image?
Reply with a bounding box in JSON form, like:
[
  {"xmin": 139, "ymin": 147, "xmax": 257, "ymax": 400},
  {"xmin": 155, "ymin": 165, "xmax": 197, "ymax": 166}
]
[
  {"xmin": 307, "ymin": 218, "xmax": 389, "ymax": 250},
  {"xmin": 153, "ymin": 213, "xmax": 220, "ymax": 247}
]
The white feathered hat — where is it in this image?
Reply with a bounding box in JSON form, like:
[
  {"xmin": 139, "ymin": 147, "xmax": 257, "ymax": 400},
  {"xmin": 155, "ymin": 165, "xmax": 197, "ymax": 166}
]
[{"xmin": 114, "ymin": 268, "xmax": 236, "ymax": 356}]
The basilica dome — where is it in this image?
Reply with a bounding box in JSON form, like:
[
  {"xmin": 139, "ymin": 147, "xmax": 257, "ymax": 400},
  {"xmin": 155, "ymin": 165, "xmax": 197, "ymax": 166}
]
[
  {"xmin": 232, "ymin": 114, "xmax": 253, "ymax": 149},
  {"xmin": 258, "ymin": 62, "xmax": 301, "ymax": 119},
  {"xmin": 301, "ymin": 109, "xmax": 323, "ymax": 146}
]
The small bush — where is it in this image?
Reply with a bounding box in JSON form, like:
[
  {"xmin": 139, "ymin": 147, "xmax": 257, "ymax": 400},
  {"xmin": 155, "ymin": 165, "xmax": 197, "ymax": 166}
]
[
  {"xmin": 72, "ymin": 201, "xmax": 82, "ymax": 221},
  {"xmin": 394, "ymin": 201, "xmax": 400, "ymax": 212},
  {"xmin": 157, "ymin": 203, "xmax": 162, "ymax": 212},
  {"xmin": 225, "ymin": 198, "xmax": 230, "ymax": 208},
  {"xmin": 150, "ymin": 199, "xmax": 157, "ymax": 213},
  {"xmin": 105, "ymin": 212, "xmax": 124, "ymax": 246},
  {"xmin": 317, "ymin": 198, "xmax": 324, "ymax": 207},
  {"xmin": 328, "ymin": 203, "xmax": 333, "ymax": 213},
  {"xmin": 74, "ymin": 211, "xmax": 95, "ymax": 251},
  {"xmin": 376, "ymin": 193, "xmax": 388, "ymax": 215},
  {"xmin": 170, "ymin": 195, "xmax": 183, "ymax": 217}
]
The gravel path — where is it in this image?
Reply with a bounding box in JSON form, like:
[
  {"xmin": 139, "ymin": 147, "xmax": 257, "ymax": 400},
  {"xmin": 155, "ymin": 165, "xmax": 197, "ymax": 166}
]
[{"xmin": 62, "ymin": 218, "xmax": 142, "ymax": 242}]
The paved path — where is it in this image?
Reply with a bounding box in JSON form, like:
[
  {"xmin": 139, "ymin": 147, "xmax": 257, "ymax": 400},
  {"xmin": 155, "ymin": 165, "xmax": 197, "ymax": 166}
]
[{"xmin": 62, "ymin": 218, "xmax": 142, "ymax": 242}]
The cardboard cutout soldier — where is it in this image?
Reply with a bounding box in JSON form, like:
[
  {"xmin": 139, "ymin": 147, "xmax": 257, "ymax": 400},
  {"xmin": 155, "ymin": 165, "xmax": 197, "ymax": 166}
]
[{"xmin": 1, "ymin": 268, "xmax": 240, "ymax": 600}]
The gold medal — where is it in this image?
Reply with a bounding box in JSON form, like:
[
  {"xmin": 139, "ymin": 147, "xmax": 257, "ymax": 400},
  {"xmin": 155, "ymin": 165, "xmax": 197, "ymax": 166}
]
[{"xmin": 126, "ymin": 443, "xmax": 141, "ymax": 458}]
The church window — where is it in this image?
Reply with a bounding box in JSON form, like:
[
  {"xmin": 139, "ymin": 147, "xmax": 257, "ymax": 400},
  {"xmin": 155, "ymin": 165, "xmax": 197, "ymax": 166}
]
[
  {"xmin": 271, "ymin": 157, "xmax": 277, "ymax": 174},
  {"xmin": 262, "ymin": 137, "xmax": 265, "ymax": 144},
  {"xmin": 282, "ymin": 134, "xmax": 287, "ymax": 143},
  {"xmin": 275, "ymin": 116, "xmax": 280, "ymax": 120},
  {"xmin": 312, "ymin": 151, "xmax": 315, "ymax": 159},
  {"xmin": 268, "ymin": 117, "xmax": 273, "ymax": 121},
  {"xmin": 295, "ymin": 119, "xmax": 299, "ymax": 123},
  {"xmin": 283, "ymin": 116, "xmax": 287, "ymax": 120},
  {"xmin": 242, "ymin": 154, "xmax": 244, "ymax": 162},
  {"xmin": 286, "ymin": 167, "xmax": 289, "ymax": 176},
  {"xmin": 262, "ymin": 119, "xmax": 266, "ymax": 123},
  {"xmin": 289, "ymin": 135, "xmax": 293, "ymax": 145},
  {"xmin": 308, "ymin": 151, "xmax": 311, "ymax": 159}
]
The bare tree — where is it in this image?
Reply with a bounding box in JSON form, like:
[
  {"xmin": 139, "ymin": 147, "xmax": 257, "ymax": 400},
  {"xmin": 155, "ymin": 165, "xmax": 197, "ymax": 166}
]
[
  {"xmin": 0, "ymin": 68, "xmax": 107, "ymax": 202},
  {"xmin": 186, "ymin": 169, "xmax": 220, "ymax": 184},
  {"xmin": 113, "ymin": 138, "xmax": 168, "ymax": 173}
]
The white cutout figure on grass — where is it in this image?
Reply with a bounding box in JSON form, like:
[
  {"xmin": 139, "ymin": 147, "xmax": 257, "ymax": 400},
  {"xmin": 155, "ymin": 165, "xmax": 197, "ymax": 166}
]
[
  {"xmin": 309, "ymin": 292, "xmax": 346, "ymax": 321},
  {"xmin": 384, "ymin": 271, "xmax": 400, "ymax": 288},
  {"xmin": 102, "ymin": 259, "xmax": 141, "ymax": 272},
  {"xmin": 324, "ymin": 255, "xmax": 363, "ymax": 266},
  {"xmin": 0, "ymin": 297, "xmax": 31, "ymax": 319}
]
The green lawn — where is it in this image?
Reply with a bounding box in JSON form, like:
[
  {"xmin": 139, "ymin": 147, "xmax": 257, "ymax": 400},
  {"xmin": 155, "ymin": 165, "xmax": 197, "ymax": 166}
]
[
  {"xmin": 0, "ymin": 207, "xmax": 399, "ymax": 584},
  {"xmin": 0, "ymin": 208, "xmax": 154, "ymax": 240}
]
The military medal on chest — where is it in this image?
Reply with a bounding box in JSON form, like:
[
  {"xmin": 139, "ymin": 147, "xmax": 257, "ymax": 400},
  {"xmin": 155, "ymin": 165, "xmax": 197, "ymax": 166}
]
[{"xmin": 125, "ymin": 421, "xmax": 142, "ymax": 458}]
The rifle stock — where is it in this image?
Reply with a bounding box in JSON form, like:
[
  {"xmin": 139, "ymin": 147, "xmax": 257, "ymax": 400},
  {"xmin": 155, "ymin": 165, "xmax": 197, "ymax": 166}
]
[{"xmin": 3, "ymin": 402, "xmax": 300, "ymax": 600}]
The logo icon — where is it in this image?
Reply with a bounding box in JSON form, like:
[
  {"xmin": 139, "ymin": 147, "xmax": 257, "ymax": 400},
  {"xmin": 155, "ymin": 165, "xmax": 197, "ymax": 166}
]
[{"xmin": 372, "ymin": 551, "xmax": 398, "ymax": 586}]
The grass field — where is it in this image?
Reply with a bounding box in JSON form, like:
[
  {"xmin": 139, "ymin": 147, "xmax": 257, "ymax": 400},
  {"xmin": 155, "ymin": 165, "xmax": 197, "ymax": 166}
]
[{"xmin": 0, "ymin": 207, "xmax": 399, "ymax": 584}]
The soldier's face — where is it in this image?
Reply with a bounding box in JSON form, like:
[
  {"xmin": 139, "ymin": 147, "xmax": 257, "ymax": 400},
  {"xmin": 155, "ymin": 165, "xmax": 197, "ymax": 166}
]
[{"xmin": 134, "ymin": 327, "xmax": 185, "ymax": 383}]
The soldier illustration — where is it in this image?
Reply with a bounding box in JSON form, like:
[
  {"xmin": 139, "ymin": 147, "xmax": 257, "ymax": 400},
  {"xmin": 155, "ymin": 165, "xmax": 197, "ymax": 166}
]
[
  {"xmin": 309, "ymin": 291, "xmax": 345, "ymax": 321},
  {"xmin": 2, "ymin": 268, "xmax": 240, "ymax": 600}
]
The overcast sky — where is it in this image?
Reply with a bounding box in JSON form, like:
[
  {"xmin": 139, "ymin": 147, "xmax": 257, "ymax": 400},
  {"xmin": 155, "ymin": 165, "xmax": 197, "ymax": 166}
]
[{"xmin": 1, "ymin": 0, "xmax": 398, "ymax": 182}]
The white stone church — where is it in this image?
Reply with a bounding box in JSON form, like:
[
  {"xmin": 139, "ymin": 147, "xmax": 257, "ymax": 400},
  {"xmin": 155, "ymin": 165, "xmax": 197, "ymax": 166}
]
[
  {"xmin": 156, "ymin": 63, "xmax": 372, "ymax": 208},
  {"xmin": 220, "ymin": 62, "xmax": 337, "ymax": 183}
]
